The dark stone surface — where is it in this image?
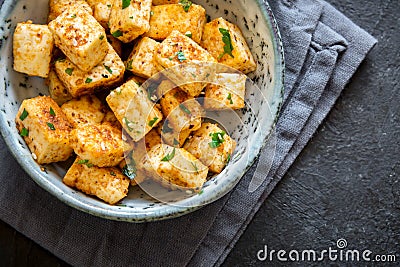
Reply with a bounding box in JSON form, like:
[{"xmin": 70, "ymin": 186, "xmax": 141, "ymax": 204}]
[{"xmin": 0, "ymin": 0, "xmax": 399, "ymax": 266}]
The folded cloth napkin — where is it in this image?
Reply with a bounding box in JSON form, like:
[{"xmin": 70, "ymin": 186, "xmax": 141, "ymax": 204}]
[{"xmin": 0, "ymin": 0, "xmax": 376, "ymax": 266}]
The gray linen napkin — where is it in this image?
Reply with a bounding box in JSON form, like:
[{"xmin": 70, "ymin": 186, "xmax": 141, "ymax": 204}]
[{"xmin": 0, "ymin": 0, "xmax": 376, "ymax": 266}]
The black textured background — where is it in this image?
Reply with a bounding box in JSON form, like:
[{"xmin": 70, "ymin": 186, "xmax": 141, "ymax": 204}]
[{"xmin": 0, "ymin": 0, "xmax": 399, "ymax": 266}]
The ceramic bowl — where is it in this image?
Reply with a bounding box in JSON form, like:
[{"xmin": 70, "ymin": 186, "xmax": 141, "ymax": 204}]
[{"xmin": 0, "ymin": 0, "xmax": 284, "ymax": 222}]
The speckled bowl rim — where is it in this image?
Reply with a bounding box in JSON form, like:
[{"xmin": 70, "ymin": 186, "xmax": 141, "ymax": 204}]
[{"xmin": 0, "ymin": 0, "xmax": 284, "ymax": 222}]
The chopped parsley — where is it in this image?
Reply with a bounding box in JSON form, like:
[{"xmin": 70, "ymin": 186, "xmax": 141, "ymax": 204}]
[
  {"xmin": 185, "ymin": 31, "xmax": 192, "ymax": 38},
  {"xmin": 20, "ymin": 127, "xmax": 29, "ymax": 137},
  {"xmin": 126, "ymin": 59, "xmax": 133, "ymax": 70},
  {"xmin": 122, "ymin": 0, "xmax": 131, "ymax": 9},
  {"xmin": 19, "ymin": 108, "xmax": 28, "ymax": 121},
  {"xmin": 122, "ymin": 152, "xmax": 137, "ymax": 180},
  {"xmin": 85, "ymin": 77, "xmax": 93, "ymax": 83},
  {"xmin": 112, "ymin": 30, "xmax": 123, "ymax": 38},
  {"xmin": 161, "ymin": 147, "xmax": 176, "ymax": 162},
  {"xmin": 99, "ymin": 35, "xmax": 104, "ymax": 40},
  {"xmin": 104, "ymin": 64, "xmax": 113, "ymax": 74},
  {"xmin": 110, "ymin": 171, "xmax": 116, "ymax": 176},
  {"xmin": 65, "ymin": 68, "xmax": 74, "ymax": 76},
  {"xmin": 77, "ymin": 159, "xmax": 93, "ymax": 167},
  {"xmin": 123, "ymin": 117, "xmax": 134, "ymax": 132},
  {"xmin": 226, "ymin": 153, "xmax": 231, "ymax": 164},
  {"xmin": 198, "ymin": 189, "xmax": 204, "ymax": 195},
  {"xmin": 176, "ymin": 51, "xmax": 187, "ymax": 62},
  {"xmin": 218, "ymin": 28, "xmax": 234, "ymax": 59},
  {"xmin": 46, "ymin": 122, "xmax": 55, "ymax": 130},
  {"xmin": 150, "ymin": 11, "xmax": 154, "ymax": 16},
  {"xmin": 70, "ymin": 14, "xmax": 76, "ymax": 18},
  {"xmin": 107, "ymin": 4, "xmax": 111, "ymax": 8},
  {"xmin": 227, "ymin": 93, "xmax": 233, "ymax": 104},
  {"xmin": 179, "ymin": 103, "xmax": 191, "ymax": 114},
  {"xmin": 179, "ymin": 0, "xmax": 192, "ymax": 12},
  {"xmin": 49, "ymin": 107, "xmax": 56, "ymax": 116},
  {"xmin": 209, "ymin": 131, "xmax": 226, "ymax": 148},
  {"xmin": 191, "ymin": 162, "xmax": 198, "ymax": 173},
  {"xmin": 148, "ymin": 117, "xmax": 158, "ymax": 127}
]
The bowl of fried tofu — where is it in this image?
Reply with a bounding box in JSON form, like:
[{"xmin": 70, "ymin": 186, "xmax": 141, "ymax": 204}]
[{"xmin": 0, "ymin": 0, "xmax": 284, "ymax": 222}]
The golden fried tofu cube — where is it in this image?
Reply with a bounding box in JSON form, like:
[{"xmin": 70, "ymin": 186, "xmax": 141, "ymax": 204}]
[
  {"xmin": 107, "ymin": 34, "xmax": 123, "ymax": 57},
  {"xmin": 46, "ymin": 68, "xmax": 73, "ymax": 105},
  {"xmin": 48, "ymin": 0, "xmax": 93, "ymax": 22},
  {"xmin": 108, "ymin": 0, "xmax": 152, "ymax": 43},
  {"xmin": 160, "ymin": 87, "xmax": 204, "ymax": 133},
  {"xmin": 64, "ymin": 157, "xmax": 129, "ymax": 204},
  {"xmin": 70, "ymin": 123, "xmax": 124, "ymax": 167},
  {"xmin": 154, "ymin": 30, "xmax": 217, "ymax": 97},
  {"xmin": 126, "ymin": 37, "xmax": 160, "ymax": 78},
  {"xmin": 54, "ymin": 43, "xmax": 125, "ymax": 97},
  {"xmin": 201, "ymin": 17, "xmax": 256, "ymax": 74},
  {"xmin": 15, "ymin": 96, "xmax": 73, "ymax": 164},
  {"xmin": 48, "ymin": 6, "xmax": 108, "ymax": 71},
  {"xmin": 86, "ymin": 0, "xmax": 112, "ymax": 29},
  {"xmin": 160, "ymin": 120, "xmax": 191, "ymax": 147},
  {"xmin": 204, "ymin": 73, "xmax": 246, "ymax": 110},
  {"xmin": 145, "ymin": 4, "xmax": 206, "ymax": 44},
  {"xmin": 142, "ymin": 144, "xmax": 208, "ymax": 191},
  {"xmin": 13, "ymin": 21, "xmax": 54, "ymax": 78},
  {"xmin": 183, "ymin": 123, "xmax": 236, "ymax": 173},
  {"xmin": 152, "ymin": 0, "xmax": 178, "ymax": 5},
  {"xmin": 106, "ymin": 79, "xmax": 163, "ymax": 142},
  {"xmin": 61, "ymin": 95, "xmax": 105, "ymax": 127}
]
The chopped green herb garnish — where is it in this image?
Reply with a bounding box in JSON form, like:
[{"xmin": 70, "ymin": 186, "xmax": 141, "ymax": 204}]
[
  {"xmin": 161, "ymin": 122, "xmax": 173, "ymax": 133},
  {"xmin": 198, "ymin": 189, "xmax": 204, "ymax": 195},
  {"xmin": 161, "ymin": 147, "xmax": 176, "ymax": 161},
  {"xmin": 226, "ymin": 154, "xmax": 231, "ymax": 164},
  {"xmin": 56, "ymin": 58, "xmax": 65, "ymax": 63},
  {"xmin": 77, "ymin": 159, "xmax": 93, "ymax": 167},
  {"xmin": 123, "ymin": 117, "xmax": 137, "ymax": 132},
  {"xmin": 110, "ymin": 171, "xmax": 116, "ymax": 176},
  {"xmin": 126, "ymin": 60, "xmax": 133, "ymax": 70},
  {"xmin": 104, "ymin": 64, "xmax": 113, "ymax": 74},
  {"xmin": 185, "ymin": 31, "xmax": 192, "ymax": 38},
  {"xmin": 107, "ymin": 4, "xmax": 111, "ymax": 8},
  {"xmin": 168, "ymin": 57, "xmax": 173, "ymax": 60},
  {"xmin": 20, "ymin": 127, "xmax": 29, "ymax": 137},
  {"xmin": 99, "ymin": 35, "xmax": 104, "ymax": 40},
  {"xmin": 47, "ymin": 122, "xmax": 55, "ymax": 130},
  {"xmin": 191, "ymin": 162, "xmax": 198, "ymax": 173},
  {"xmin": 209, "ymin": 131, "xmax": 226, "ymax": 148},
  {"xmin": 148, "ymin": 117, "xmax": 158, "ymax": 127},
  {"xmin": 150, "ymin": 11, "xmax": 154, "ymax": 16},
  {"xmin": 122, "ymin": 160, "xmax": 137, "ymax": 180},
  {"xmin": 218, "ymin": 28, "xmax": 234, "ymax": 59},
  {"xmin": 19, "ymin": 108, "xmax": 28, "ymax": 121},
  {"xmin": 227, "ymin": 93, "xmax": 233, "ymax": 104},
  {"xmin": 85, "ymin": 77, "xmax": 93, "ymax": 83},
  {"xmin": 129, "ymin": 16, "xmax": 133, "ymax": 19},
  {"xmin": 70, "ymin": 14, "xmax": 76, "ymax": 18},
  {"xmin": 49, "ymin": 107, "xmax": 56, "ymax": 116},
  {"xmin": 176, "ymin": 51, "xmax": 187, "ymax": 62},
  {"xmin": 65, "ymin": 68, "xmax": 74, "ymax": 76},
  {"xmin": 112, "ymin": 30, "xmax": 123, "ymax": 38},
  {"xmin": 122, "ymin": 0, "xmax": 131, "ymax": 9},
  {"xmin": 179, "ymin": 103, "xmax": 191, "ymax": 114},
  {"xmin": 179, "ymin": 0, "xmax": 192, "ymax": 12}
]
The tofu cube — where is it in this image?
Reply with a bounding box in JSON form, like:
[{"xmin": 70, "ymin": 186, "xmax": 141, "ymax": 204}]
[
  {"xmin": 152, "ymin": 0, "xmax": 179, "ymax": 5},
  {"xmin": 54, "ymin": 43, "xmax": 125, "ymax": 97},
  {"xmin": 61, "ymin": 95, "xmax": 105, "ymax": 127},
  {"xmin": 183, "ymin": 123, "xmax": 236, "ymax": 173},
  {"xmin": 204, "ymin": 73, "xmax": 246, "ymax": 110},
  {"xmin": 159, "ymin": 120, "xmax": 191, "ymax": 147},
  {"xmin": 63, "ymin": 157, "xmax": 129, "ymax": 204},
  {"xmin": 125, "ymin": 37, "xmax": 160, "ymax": 78},
  {"xmin": 145, "ymin": 4, "xmax": 206, "ymax": 44},
  {"xmin": 70, "ymin": 123, "xmax": 124, "ymax": 167},
  {"xmin": 48, "ymin": 5, "xmax": 108, "ymax": 71},
  {"xmin": 160, "ymin": 87, "xmax": 204, "ymax": 134},
  {"xmin": 201, "ymin": 17, "xmax": 256, "ymax": 74},
  {"xmin": 15, "ymin": 96, "xmax": 73, "ymax": 164},
  {"xmin": 154, "ymin": 30, "xmax": 217, "ymax": 97},
  {"xmin": 13, "ymin": 21, "xmax": 54, "ymax": 78},
  {"xmin": 86, "ymin": 0, "xmax": 112, "ymax": 29},
  {"xmin": 108, "ymin": 0, "xmax": 152, "ymax": 43},
  {"xmin": 102, "ymin": 109, "xmax": 122, "ymax": 129},
  {"xmin": 46, "ymin": 68, "xmax": 73, "ymax": 105},
  {"xmin": 48, "ymin": 0, "xmax": 93, "ymax": 22},
  {"xmin": 106, "ymin": 79, "xmax": 163, "ymax": 142},
  {"xmin": 142, "ymin": 144, "xmax": 208, "ymax": 191}
]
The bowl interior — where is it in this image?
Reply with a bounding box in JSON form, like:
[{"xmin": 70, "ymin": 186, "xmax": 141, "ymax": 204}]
[{"xmin": 0, "ymin": 0, "xmax": 283, "ymax": 222}]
